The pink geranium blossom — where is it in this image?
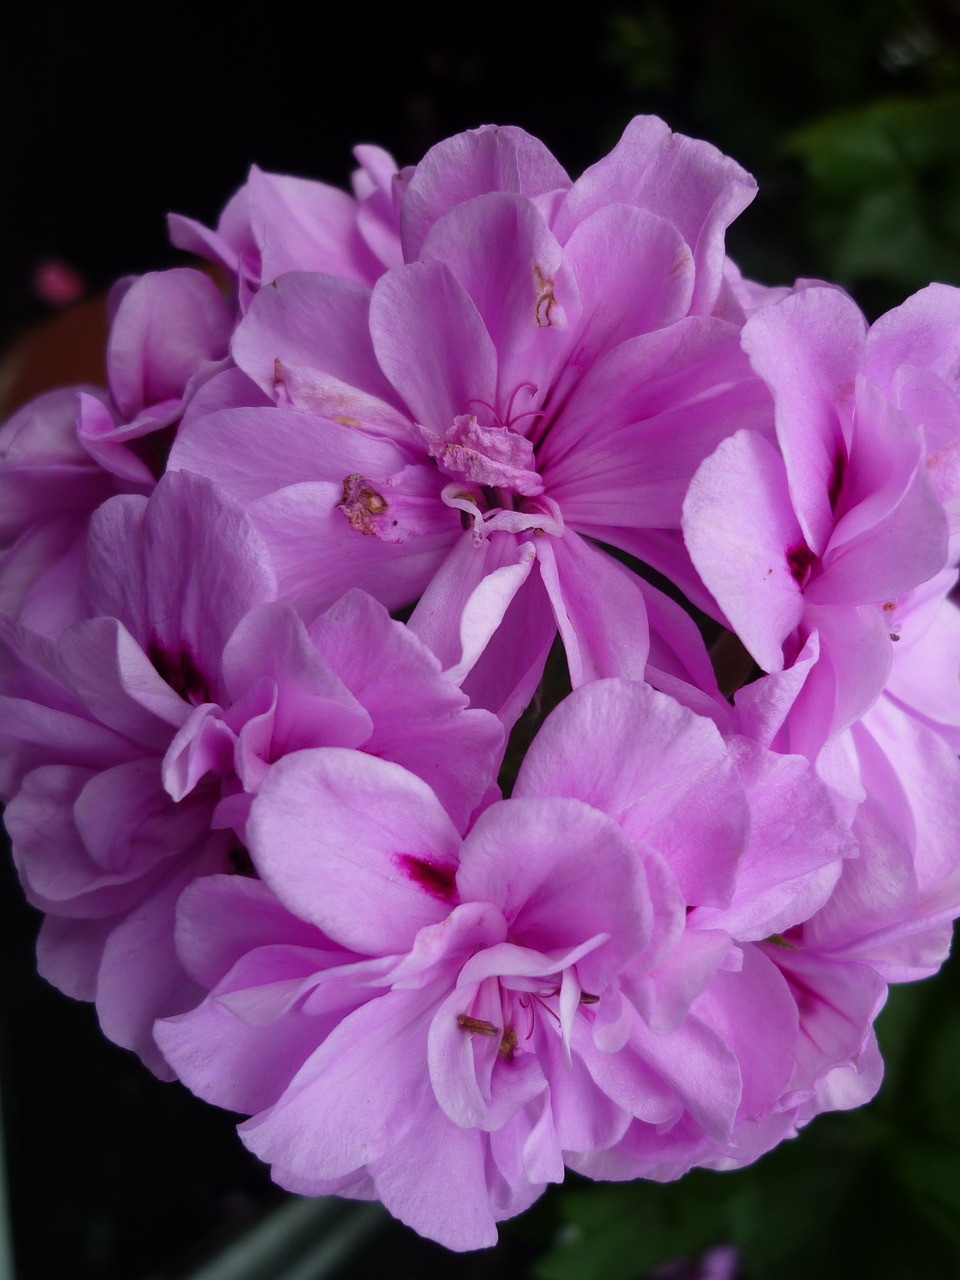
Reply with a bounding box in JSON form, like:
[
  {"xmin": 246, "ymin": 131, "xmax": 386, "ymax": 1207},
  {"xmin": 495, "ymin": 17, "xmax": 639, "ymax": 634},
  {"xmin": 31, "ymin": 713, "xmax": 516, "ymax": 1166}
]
[
  {"xmin": 0, "ymin": 268, "xmax": 232, "ymax": 636},
  {"xmin": 156, "ymin": 678, "xmax": 868, "ymax": 1248},
  {"xmin": 1, "ymin": 111, "xmax": 959, "ymax": 1258},
  {"xmin": 0, "ymin": 469, "xmax": 500, "ymax": 1072},
  {"xmin": 684, "ymin": 285, "xmax": 950, "ymax": 752},
  {"xmin": 733, "ymin": 568, "xmax": 960, "ymax": 983},
  {"xmin": 168, "ymin": 147, "xmax": 405, "ymax": 312},
  {"xmin": 171, "ymin": 118, "xmax": 766, "ymax": 726}
]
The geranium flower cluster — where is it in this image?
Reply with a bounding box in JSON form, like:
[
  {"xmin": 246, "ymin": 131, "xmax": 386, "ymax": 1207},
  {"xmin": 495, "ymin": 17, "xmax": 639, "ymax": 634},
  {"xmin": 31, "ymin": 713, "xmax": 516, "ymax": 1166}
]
[{"xmin": 2, "ymin": 117, "xmax": 959, "ymax": 1251}]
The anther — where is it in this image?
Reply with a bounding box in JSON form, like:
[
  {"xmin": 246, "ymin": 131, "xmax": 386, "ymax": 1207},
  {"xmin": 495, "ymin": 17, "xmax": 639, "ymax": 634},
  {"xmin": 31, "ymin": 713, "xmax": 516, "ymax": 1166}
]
[{"xmin": 457, "ymin": 1014, "xmax": 500, "ymax": 1037}]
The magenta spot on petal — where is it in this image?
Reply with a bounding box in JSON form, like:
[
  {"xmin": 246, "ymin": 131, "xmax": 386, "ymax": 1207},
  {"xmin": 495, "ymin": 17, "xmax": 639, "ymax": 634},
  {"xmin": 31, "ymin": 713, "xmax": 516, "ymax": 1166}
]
[
  {"xmin": 147, "ymin": 637, "xmax": 214, "ymax": 705},
  {"xmin": 396, "ymin": 854, "xmax": 457, "ymax": 902},
  {"xmin": 828, "ymin": 451, "xmax": 846, "ymax": 512},
  {"xmin": 786, "ymin": 543, "xmax": 815, "ymax": 589}
]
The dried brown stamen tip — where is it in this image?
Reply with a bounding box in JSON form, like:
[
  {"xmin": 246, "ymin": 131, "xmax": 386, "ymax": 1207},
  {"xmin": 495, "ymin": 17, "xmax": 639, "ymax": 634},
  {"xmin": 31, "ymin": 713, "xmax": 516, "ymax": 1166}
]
[{"xmin": 457, "ymin": 1014, "xmax": 500, "ymax": 1037}]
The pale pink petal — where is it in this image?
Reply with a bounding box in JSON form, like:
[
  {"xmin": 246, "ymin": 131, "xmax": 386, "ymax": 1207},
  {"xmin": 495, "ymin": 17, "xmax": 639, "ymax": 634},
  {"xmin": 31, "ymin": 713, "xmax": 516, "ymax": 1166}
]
[
  {"xmin": 231, "ymin": 272, "xmax": 405, "ymax": 418},
  {"xmin": 107, "ymin": 269, "xmax": 232, "ymax": 419},
  {"xmin": 768, "ymin": 947, "xmax": 886, "ymax": 1103},
  {"xmin": 690, "ymin": 737, "xmax": 854, "ymax": 940},
  {"xmin": 170, "ymin": 404, "xmax": 416, "ymax": 503},
  {"xmin": 552, "ymin": 116, "xmax": 756, "ymax": 314},
  {"xmin": 542, "ymin": 318, "xmax": 766, "ymax": 531},
  {"xmin": 408, "ymin": 533, "xmax": 555, "ymax": 729},
  {"xmin": 536, "ymin": 532, "xmax": 650, "ymax": 687},
  {"xmin": 308, "ymin": 590, "xmax": 503, "ymax": 830},
  {"xmin": 247, "ymin": 749, "xmax": 462, "ymax": 953},
  {"xmin": 691, "ymin": 945, "xmax": 797, "ymax": 1119},
  {"xmin": 86, "ymin": 472, "xmax": 277, "ymax": 682},
  {"xmin": 563, "ymin": 204, "xmax": 693, "ymax": 361},
  {"xmin": 95, "ymin": 846, "xmax": 224, "ymax": 1077},
  {"xmin": 741, "ymin": 287, "xmax": 866, "ymax": 555},
  {"xmin": 7, "ymin": 765, "xmax": 163, "ymax": 914},
  {"xmin": 458, "ymin": 797, "xmax": 651, "ymax": 989},
  {"xmin": 864, "ymin": 282, "xmax": 960, "ymax": 395},
  {"xmin": 222, "ymin": 603, "xmax": 372, "ymax": 754},
  {"xmin": 683, "ymin": 429, "xmax": 805, "ymax": 673},
  {"xmin": 401, "ymin": 125, "xmax": 570, "ymax": 261},
  {"xmin": 246, "ymin": 167, "xmax": 382, "ymax": 286},
  {"xmin": 420, "ymin": 193, "xmax": 581, "ymax": 403},
  {"xmin": 35, "ymin": 913, "xmax": 112, "ymax": 1001},
  {"xmin": 370, "ymin": 261, "xmax": 498, "ymax": 429},
  {"xmin": 239, "ymin": 987, "xmax": 439, "ymax": 1180},
  {"xmin": 515, "ymin": 678, "xmax": 748, "ymax": 908},
  {"xmin": 248, "ymin": 477, "xmax": 456, "ymax": 616},
  {"xmin": 173, "ymin": 874, "xmax": 326, "ymax": 988},
  {"xmin": 58, "ymin": 618, "xmax": 188, "ymax": 746}
]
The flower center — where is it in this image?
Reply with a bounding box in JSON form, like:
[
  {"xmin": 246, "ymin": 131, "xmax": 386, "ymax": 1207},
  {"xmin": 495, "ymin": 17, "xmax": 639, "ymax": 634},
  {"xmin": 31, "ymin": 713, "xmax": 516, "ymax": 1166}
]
[{"xmin": 426, "ymin": 414, "xmax": 544, "ymax": 499}]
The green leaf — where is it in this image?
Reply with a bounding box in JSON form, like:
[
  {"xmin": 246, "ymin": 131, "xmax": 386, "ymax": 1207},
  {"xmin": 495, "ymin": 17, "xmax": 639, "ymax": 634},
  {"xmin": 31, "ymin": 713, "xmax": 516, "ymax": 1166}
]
[{"xmin": 788, "ymin": 93, "xmax": 960, "ymax": 293}]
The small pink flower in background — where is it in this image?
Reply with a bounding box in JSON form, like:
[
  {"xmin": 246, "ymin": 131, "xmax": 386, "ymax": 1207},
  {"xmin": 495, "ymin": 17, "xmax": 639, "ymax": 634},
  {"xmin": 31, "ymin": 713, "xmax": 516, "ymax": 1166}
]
[{"xmin": 32, "ymin": 257, "xmax": 87, "ymax": 307}]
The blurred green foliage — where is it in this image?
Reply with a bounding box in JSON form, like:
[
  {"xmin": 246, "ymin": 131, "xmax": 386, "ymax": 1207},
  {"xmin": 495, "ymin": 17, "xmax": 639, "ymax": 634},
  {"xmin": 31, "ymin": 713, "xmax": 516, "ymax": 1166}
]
[
  {"xmin": 788, "ymin": 94, "xmax": 960, "ymax": 293},
  {"xmin": 600, "ymin": 0, "xmax": 960, "ymax": 314}
]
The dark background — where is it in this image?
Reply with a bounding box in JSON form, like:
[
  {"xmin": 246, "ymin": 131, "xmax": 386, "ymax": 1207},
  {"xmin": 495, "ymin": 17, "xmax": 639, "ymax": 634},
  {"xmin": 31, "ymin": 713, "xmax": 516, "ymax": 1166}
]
[{"xmin": 3, "ymin": 4, "xmax": 960, "ymax": 1278}]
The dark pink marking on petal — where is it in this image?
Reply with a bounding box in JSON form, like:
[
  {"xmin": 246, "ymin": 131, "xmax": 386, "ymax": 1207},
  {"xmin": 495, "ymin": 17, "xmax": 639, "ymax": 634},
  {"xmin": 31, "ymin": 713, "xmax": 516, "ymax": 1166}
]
[
  {"xmin": 827, "ymin": 450, "xmax": 846, "ymax": 512},
  {"xmin": 147, "ymin": 637, "xmax": 214, "ymax": 705},
  {"xmin": 396, "ymin": 853, "xmax": 458, "ymax": 902},
  {"xmin": 786, "ymin": 543, "xmax": 816, "ymax": 590}
]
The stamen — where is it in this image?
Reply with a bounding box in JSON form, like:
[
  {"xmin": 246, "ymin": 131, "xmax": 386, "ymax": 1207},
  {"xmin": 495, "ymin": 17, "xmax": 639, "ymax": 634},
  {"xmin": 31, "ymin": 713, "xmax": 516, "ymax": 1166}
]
[
  {"xmin": 505, "ymin": 408, "xmax": 546, "ymax": 426},
  {"xmin": 457, "ymin": 1014, "xmax": 500, "ymax": 1038},
  {"xmin": 465, "ymin": 396, "xmax": 501, "ymax": 423},
  {"xmin": 503, "ymin": 381, "xmax": 538, "ymax": 424},
  {"xmin": 338, "ymin": 474, "xmax": 389, "ymax": 534}
]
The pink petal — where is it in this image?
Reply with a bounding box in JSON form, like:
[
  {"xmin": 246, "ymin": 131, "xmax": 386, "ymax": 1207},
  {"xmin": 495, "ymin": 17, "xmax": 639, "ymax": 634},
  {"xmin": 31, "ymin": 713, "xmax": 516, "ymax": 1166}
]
[
  {"xmin": 107, "ymin": 269, "xmax": 232, "ymax": 419},
  {"xmin": 536, "ymin": 532, "xmax": 650, "ymax": 687},
  {"xmin": 864, "ymin": 282, "xmax": 960, "ymax": 395},
  {"xmin": 86, "ymin": 472, "xmax": 277, "ymax": 683},
  {"xmin": 173, "ymin": 874, "xmax": 326, "ymax": 988},
  {"xmin": 401, "ymin": 125, "xmax": 570, "ymax": 261},
  {"xmin": 246, "ymin": 166, "xmax": 381, "ymax": 286},
  {"xmin": 690, "ymin": 736, "xmax": 854, "ymax": 940},
  {"xmin": 247, "ymin": 749, "xmax": 462, "ymax": 953},
  {"xmin": 370, "ymin": 261, "xmax": 498, "ymax": 430},
  {"xmin": 563, "ymin": 204, "xmax": 693, "ymax": 362},
  {"xmin": 421, "ymin": 193, "xmax": 581, "ymax": 404},
  {"xmin": 231, "ymin": 272, "xmax": 405, "ymax": 420},
  {"xmin": 515, "ymin": 678, "xmax": 748, "ymax": 908},
  {"xmin": 222, "ymin": 603, "xmax": 372, "ymax": 755},
  {"xmin": 308, "ymin": 589, "xmax": 502, "ymax": 830},
  {"xmin": 683, "ymin": 429, "xmax": 805, "ymax": 673},
  {"xmin": 552, "ymin": 116, "xmax": 756, "ymax": 315},
  {"xmin": 742, "ymin": 287, "xmax": 867, "ymax": 555},
  {"xmin": 459, "ymin": 797, "xmax": 651, "ymax": 989}
]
